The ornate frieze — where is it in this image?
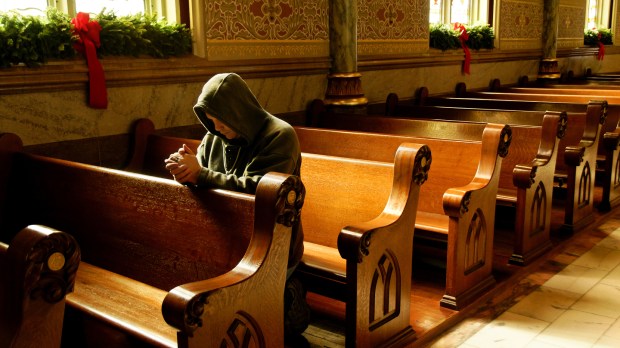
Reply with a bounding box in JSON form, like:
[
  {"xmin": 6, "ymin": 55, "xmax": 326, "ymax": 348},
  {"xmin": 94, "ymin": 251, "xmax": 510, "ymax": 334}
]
[
  {"xmin": 357, "ymin": 0, "xmax": 429, "ymax": 55},
  {"xmin": 204, "ymin": 0, "xmax": 329, "ymax": 59},
  {"xmin": 500, "ymin": 1, "xmax": 544, "ymax": 39}
]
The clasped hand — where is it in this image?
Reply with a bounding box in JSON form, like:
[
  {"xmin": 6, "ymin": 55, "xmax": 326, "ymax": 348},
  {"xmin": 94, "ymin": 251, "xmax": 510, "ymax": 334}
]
[{"xmin": 165, "ymin": 144, "xmax": 201, "ymax": 185}]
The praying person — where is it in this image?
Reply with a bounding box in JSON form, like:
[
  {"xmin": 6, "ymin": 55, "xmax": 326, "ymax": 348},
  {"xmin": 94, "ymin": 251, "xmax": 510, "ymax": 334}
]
[{"xmin": 165, "ymin": 73, "xmax": 310, "ymax": 339}]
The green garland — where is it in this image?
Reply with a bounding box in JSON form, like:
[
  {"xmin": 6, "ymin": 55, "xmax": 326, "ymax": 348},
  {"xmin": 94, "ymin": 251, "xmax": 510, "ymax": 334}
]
[
  {"xmin": 584, "ymin": 28, "xmax": 613, "ymax": 46},
  {"xmin": 0, "ymin": 8, "xmax": 192, "ymax": 68},
  {"xmin": 429, "ymin": 23, "xmax": 495, "ymax": 51}
]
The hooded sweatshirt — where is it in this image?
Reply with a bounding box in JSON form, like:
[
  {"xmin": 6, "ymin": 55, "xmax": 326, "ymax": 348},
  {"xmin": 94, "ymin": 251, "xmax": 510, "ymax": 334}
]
[{"xmin": 193, "ymin": 72, "xmax": 303, "ymax": 270}]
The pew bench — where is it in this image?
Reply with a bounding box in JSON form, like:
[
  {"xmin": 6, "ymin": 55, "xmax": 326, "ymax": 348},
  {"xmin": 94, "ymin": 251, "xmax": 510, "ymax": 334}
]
[
  {"xmin": 412, "ymin": 91, "xmax": 611, "ymax": 226},
  {"xmin": 0, "ymin": 132, "xmax": 303, "ymax": 348},
  {"xmin": 0, "ymin": 225, "xmax": 80, "ymax": 348},
  {"xmin": 302, "ymin": 111, "xmax": 512, "ymax": 308},
  {"xmin": 125, "ymin": 118, "xmax": 431, "ymax": 347},
  {"xmin": 299, "ymin": 105, "xmax": 564, "ymax": 266}
]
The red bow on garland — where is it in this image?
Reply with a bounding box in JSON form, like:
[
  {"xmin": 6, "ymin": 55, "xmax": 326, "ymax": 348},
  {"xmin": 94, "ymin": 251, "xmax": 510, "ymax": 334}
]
[
  {"xmin": 597, "ymin": 32, "xmax": 605, "ymax": 60},
  {"xmin": 72, "ymin": 12, "xmax": 108, "ymax": 109},
  {"xmin": 454, "ymin": 23, "xmax": 471, "ymax": 75}
]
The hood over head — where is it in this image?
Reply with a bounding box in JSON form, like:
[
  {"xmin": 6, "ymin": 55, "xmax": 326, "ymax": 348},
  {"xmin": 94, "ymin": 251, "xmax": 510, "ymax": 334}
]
[{"xmin": 193, "ymin": 73, "xmax": 268, "ymax": 146}]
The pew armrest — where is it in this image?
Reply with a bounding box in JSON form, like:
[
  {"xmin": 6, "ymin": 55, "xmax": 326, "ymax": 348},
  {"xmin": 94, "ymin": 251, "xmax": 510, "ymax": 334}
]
[
  {"xmin": 513, "ymin": 111, "xmax": 567, "ymax": 188},
  {"xmin": 602, "ymin": 129, "xmax": 620, "ymax": 151},
  {"xmin": 338, "ymin": 143, "xmax": 431, "ymax": 261},
  {"xmin": 1, "ymin": 225, "xmax": 80, "ymax": 348},
  {"xmin": 443, "ymin": 123, "xmax": 511, "ymax": 217},
  {"xmin": 162, "ymin": 173, "xmax": 304, "ymax": 347}
]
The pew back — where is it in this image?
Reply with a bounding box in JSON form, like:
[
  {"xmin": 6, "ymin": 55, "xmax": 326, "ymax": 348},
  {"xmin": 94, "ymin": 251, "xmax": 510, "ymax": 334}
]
[
  {"xmin": 0, "ymin": 133, "xmax": 303, "ymax": 347},
  {"xmin": 124, "ymin": 119, "xmax": 427, "ymax": 347},
  {"xmin": 296, "ymin": 126, "xmax": 480, "ymax": 216},
  {"xmin": 2, "ymin": 153, "xmax": 255, "ymax": 291}
]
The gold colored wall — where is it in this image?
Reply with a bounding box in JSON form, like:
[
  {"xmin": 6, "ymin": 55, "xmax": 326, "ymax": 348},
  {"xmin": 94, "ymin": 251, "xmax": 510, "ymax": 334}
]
[
  {"xmin": 196, "ymin": 0, "xmax": 329, "ymax": 60},
  {"xmin": 1, "ymin": 0, "xmax": 620, "ymax": 156}
]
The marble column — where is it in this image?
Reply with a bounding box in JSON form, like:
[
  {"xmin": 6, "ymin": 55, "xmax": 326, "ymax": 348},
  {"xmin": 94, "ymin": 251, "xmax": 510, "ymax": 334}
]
[
  {"xmin": 324, "ymin": 0, "xmax": 368, "ymax": 108},
  {"xmin": 538, "ymin": 0, "xmax": 561, "ymax": 80}
]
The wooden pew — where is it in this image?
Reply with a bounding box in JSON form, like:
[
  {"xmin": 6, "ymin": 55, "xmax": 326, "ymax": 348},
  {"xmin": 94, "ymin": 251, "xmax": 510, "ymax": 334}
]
[
  {"xmin": 444, "ymin": 83, "xmax": 620, "ymax": 212},
  {"xmin": 299, "ymin": 110, "xmax": 511, "ymax": 309},
  {"xmin": 449, "ymin": 82, "xmax": 620, "ymax": 141},
  {"xmin": 414, "ymin": 89, "xmax": 616, "ymax": 214},
  {"xmin": 514, "ymin": 75, "xmax": 620, "ymax": 90},
  {"xmin": 385, "ymin": 92, "xmax": 620, "ymax": 211},
  {"xmin": 0, "ymin": 225, "xmax": 80, "ymax": 348},
  {"xmin": 125, "ymin": 118, "xmax": 430, "ymax": 347},
  {"xmin": 490, "ymin": 79, "xmax": 620, "ymax": 96},
  {"xmin": 0, "ymin": 132, "xmax": 304, "ymax": 348},
  {"xmin": 300, "ymin": 106, "xmax": 564, "ymax": 266},
  {"xmin": 311, "ymin": 98, "xmax": 601, "ymax": 234}
]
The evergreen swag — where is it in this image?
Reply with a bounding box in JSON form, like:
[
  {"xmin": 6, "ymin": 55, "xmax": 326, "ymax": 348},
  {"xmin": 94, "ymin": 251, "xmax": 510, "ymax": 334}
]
[
  {"xmin": 584, "ymin": 28, "xmax": 613, "ymax": 46},
  {"xmin": 0, "ymin": 8, "xmax": 192, "ymax": 68},
  {"xmin": 429, "ymin": 23, "xmax": 495, "ymax": 51}
]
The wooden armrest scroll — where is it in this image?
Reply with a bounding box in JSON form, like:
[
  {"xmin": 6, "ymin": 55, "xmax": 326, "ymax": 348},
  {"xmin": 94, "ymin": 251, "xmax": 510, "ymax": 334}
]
[
  {"xmin": 162, "ymin": 174, "xmax": 304, "ymax": 345},
  {"xmin": 337, "ymin": 143, "xmax": 431, "ymax": 261},
  {"xmin": 8, "ymin": 225, "xmax": 80, "ymax": 303},
  {"xmin": 443, "ymin": 124, "xmax": 511, "ymax": 217},
  {"xmin": 513, "ymin": 111, "xmax": 567, "ymax": 188},
  {"xmin": 565, "ymin": 146, "xmax": 586, "ymax": 166}
]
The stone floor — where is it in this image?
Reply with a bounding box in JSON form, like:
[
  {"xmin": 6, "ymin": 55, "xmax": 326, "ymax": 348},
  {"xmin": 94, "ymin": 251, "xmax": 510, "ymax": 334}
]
[{"xmin": 428, "ymin": 211, "xmax": 620, "ymax": 348}]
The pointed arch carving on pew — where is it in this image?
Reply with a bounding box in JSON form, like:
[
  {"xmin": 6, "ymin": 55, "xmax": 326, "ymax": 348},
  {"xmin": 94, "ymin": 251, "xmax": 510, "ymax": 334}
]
[
  {"xmin": 464, "ymin": 208, "xmax": 486, "ymax": 275},
  {"xmin": 530, "ymin": 182, "xmax": 547, "ymax": 237},
  {"xmin": 578, "ymin": 162, "xmax": 593, "ymax": 208},
  {"xmin": 221, "ymin": 311, "xmax": 265, "ymax": 348},
  {"xmin": 369, "ymin": 250, "xmax": 400, "ymax": 330}
]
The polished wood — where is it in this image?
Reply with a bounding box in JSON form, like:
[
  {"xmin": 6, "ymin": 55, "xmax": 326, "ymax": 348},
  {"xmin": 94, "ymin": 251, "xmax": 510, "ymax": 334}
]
[
  {"xmin": 305, "ymin": 104, "xmax": 512, "ymax": 310},
  {"xmin": 126, "ymin": 118, "xmax": 430, "ymax": 348},
  {"xmin": 298, "ymin": 106, "xmax": 565, "ymax": 267},
  {"xmin": 0, "ymin": 225, "xmax": 80, "ymax": 348},
  {"xmin": 0, "ymin": 132, "xmax": 303, "ymax": 348},
  {"xmin": 415, "ymin": 91, "xmax": 610, "ymax": 229}
]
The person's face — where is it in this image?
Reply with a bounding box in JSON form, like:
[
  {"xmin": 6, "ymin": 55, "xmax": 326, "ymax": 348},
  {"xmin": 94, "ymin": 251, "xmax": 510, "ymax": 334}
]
[{"xmin": 206, "ymin": 113, "xmax": 239, "ymax": 140}]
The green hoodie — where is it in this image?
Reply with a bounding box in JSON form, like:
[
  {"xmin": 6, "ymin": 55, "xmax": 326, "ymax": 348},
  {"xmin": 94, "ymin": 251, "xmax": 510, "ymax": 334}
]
[{"xmin": 193, "ymin": 72, "xmax": 303, "ymax": 269}]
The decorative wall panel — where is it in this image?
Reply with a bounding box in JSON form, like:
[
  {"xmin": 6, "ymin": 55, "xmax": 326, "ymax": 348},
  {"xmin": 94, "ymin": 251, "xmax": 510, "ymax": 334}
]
[
  {"xmin": 498, "ymin": 0, "xmax": 544, "ymax": 50},
  {"xmin": 615, "ymin": 4, "xmax": 620, "ymax": 45},
  {"xmin": 203, "ymin": 0, "xmax": 329, "ymax": 60},
  {"xmin": 558, "ymin": 5, "xmax": 586, "ymax": 48},
  {"xmin": 358, "ymin": 0, "xmax": 429, "ymax": 55}
]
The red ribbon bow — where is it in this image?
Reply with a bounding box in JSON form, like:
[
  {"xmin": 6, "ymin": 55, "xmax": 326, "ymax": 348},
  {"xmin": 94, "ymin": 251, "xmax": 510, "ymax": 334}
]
[
  {"xmin": 72, "ymin": 12, "xmax": 108, "ymax": 109},
  {"xmin": 597, "ymin": 32, "xmax": 605, "ymax": 60},
  {"xmin": 454, "ymin": 23, "xmax": 471, "ymax": 75}
]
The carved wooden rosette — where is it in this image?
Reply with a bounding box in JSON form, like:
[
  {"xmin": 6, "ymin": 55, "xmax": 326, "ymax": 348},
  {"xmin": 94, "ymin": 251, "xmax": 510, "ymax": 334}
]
[
  {"xmin": 183, "ymin": 293, "xmax": 207, "ymax": 332},
  {"xmin": 276, "ymin": 175, "xmax": 305, "ymax": 228},
  {"xmin": 323, "ymin": 72, "xmax": 368, "ymax": 107},
  {"xmin": 23, "ymin": 227, "xmax": 80, "ymax": 303},
  {"xmin": 498, "ymin": 125, "xmax": 512, "ymax": 158},
  {"xmin": 413, "ymin": 145, "xmax": 432, "ymax": 185},
  {"xmin": 597, "ymin": 100, "xmax": 609, "ymax": 125},
  {"xmin": 557, "ymin": 112, "xmax": 568, "ymax": 139}
]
